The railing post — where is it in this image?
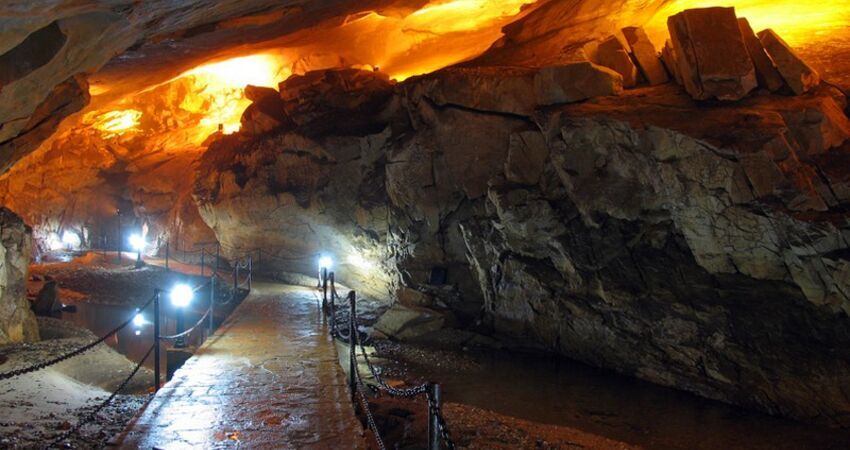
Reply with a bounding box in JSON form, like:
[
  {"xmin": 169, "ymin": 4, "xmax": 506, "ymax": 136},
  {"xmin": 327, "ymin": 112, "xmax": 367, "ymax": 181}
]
[
  {"xmin": 233, "ymin": 262, "xmax": 239, "ymax": 293},
  {"xmin": 348, "ymin": 291, "xmax": 356, "ymax": 397},
  {"xmin": 209, "ymin": 274, "xmax": 215, "ymax": 335},
  {"xmin": 248, "ymin": 256, "xmax": 253, "ymax": 291},
  {"xmin": 329, "ymin": 272, "xmax": 336, "ymax": 335},
  {"xmin": 153, "ymin": 290, "xmax": 161, "ymax": 392},
  {"xmin": 165, "ymin": 240, "xmax": 170, "ymax": 271},
  {"xmin": 322, "ymin": 268, "xmax": 328, "ymax": 310},
  {"xmin": 428, "ymin": 383, "xmax": 442, "ymax": 450},
  {"xmin": 200, "ymin": 250, "xmax": 205, "ymax": 277},
  {"xmin": 215, "ymin": 243, "xmax": 220, "ymax": 273}
]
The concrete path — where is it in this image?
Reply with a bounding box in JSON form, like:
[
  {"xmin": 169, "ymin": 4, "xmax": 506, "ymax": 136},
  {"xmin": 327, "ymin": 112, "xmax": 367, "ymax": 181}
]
[{"xmin": 116, "ymin": 282, "xmax": 365, "ymax": 449}]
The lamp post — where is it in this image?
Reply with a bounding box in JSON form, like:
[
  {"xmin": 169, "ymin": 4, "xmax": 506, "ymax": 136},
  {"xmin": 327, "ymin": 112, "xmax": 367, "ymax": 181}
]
[
  {"xmin": 318, "ymin": 255, "xmax": 333, "ymax": 288},
  {"xmin": 116, "ymin": 210, "xmax": 121, "ymax": 264},
  {"xmin": 170, "ymin": 284, "xmax": 193, "ymax": 349},
  {"xmin": 129, "ymin": 233, "xmax": 146, "ymax": 268}
]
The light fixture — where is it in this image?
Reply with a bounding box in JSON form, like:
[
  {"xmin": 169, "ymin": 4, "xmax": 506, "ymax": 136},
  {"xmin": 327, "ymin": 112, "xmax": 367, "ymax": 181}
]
[
  {"xmin": 129, "ymin": 233, "xmax": 146, "ymax": 252},
  {"xmin": 133, "ymin": 313, "xmax": 145, "ymax": 327},
  {"xmin": 170, "ymin": 283, "xmax": 194, "ymax": 308},
  {"xmin": 318, "ymin": 255, "xmax": 333, "ymax": 270}
]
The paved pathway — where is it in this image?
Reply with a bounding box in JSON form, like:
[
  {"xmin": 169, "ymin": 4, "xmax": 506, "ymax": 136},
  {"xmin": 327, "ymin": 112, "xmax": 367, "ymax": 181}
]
[{"xmin": 116, "ymin": 282, "xmax": 365, "ymax": 449}]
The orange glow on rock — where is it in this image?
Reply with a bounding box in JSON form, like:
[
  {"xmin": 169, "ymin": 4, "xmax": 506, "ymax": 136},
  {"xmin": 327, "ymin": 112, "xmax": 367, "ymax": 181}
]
[
  {"xmin": 646, "ymin": 0, "xmax": 850, "ymax": 47},
  {"xmin": 178, "ymin": 54, "xmax": 291, "ymax": 139},
  {"xmin": 86, "ymin": 109, "xmax": 142, "ymax": 137}
]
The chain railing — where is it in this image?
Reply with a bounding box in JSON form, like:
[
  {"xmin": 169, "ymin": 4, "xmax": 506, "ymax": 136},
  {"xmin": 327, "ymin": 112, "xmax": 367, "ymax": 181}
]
[
  {"xmin": 3, "ymin": 248, "xmax": 255, "ymax": 446},
  {"xmin": 322, "ymin": 272, "xmax": 457, "ymax": 450}
]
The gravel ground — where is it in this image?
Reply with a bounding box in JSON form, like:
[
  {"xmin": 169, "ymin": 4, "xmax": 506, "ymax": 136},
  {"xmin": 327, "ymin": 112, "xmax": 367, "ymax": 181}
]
[{"xmin": 29, "ymin": 253, "xmax": 212, "ymax": 306}]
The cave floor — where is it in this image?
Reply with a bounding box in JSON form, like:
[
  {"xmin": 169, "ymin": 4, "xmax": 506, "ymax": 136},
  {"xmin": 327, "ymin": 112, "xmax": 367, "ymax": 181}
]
[{"xmin": 114, "ymin": 282, "xmax": 366, "ymax": 449}]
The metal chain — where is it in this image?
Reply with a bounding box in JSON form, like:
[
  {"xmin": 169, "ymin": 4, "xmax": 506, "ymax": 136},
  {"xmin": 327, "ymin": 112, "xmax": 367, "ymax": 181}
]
[
  {"xmin": 427, "ymin": 393, "xmax": 457, "ymax": 450},
  {"xmin": 350, "ymin": 335, "xmax": 387, "ymax": 450},
  {"xmin": 0, "ymin": 293, "xmax": 156, "ymax": 381},
  {"xmin": 356, "ymin": 334, "xmax": 429, "ymax": 398},
  {"xmin": 158, "ymin": 307, "xmax": 212, "ymax": 341},
  {"xmin": 46, "ymin": 343, "xmax": 155, "ymax": 448}
]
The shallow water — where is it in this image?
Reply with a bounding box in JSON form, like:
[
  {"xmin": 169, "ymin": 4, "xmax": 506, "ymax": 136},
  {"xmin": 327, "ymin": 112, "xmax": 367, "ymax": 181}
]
[
  {"xmin": 61, "ymin": 296, "xmax": 213, "ymax": 374},
  {"xmin": 405, "ymin": 347, "xmax": 850, "ymax": 450}
]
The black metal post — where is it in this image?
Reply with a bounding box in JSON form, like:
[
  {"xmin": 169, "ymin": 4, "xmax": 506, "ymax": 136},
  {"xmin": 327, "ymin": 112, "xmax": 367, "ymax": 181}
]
[
  {"xmin": 116, "ymin": 213, "xmax": 121, "ymax": 264},
  {"xmin": 153, "ymin": 290, "xmax": 161, "ymax": 392},
  {"xmin": 200, "ymin": 251, "xmax": 205, "ymax": 277},
  {"xmin": 175, "ymin": 306, "xmax": 186, "ymax": 349},
  {"xmin": 165, "ymin": 240, "xmax": 169, "ymax": 271},
  {"xmin": 209, "ymin": 274, "xmax": 215, "ymax": 334},
  {"xmin": 329, "ymin": 272, "xmax": 336, "ymax": 335},
  {"xmin": 248, "ymin": 256, "xmax": 253, "ymax": 291},
  {"xmin": 428, "ymin": 383, "xmax": 442, "ymax": 450},
  {"xmin": 215, "ymin": 243, "xmax": 220, "ymax": 273},
  {"xmin": 233, "ymin": 262, "xmax": 239, "ymax": 293},
  {"xmin": 322, "ymin": 268, "xmax": 328, "ymax": 310},
  {"xmin": 348, "ymin": 291, "xmax": 356, "ymax": 397}
]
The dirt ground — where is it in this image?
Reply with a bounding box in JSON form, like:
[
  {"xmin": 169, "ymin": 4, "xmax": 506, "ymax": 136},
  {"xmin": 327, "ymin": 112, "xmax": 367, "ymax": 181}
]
[{"xmin": 0, "ymin": 318, "xmax": 152, "ymax": 449}]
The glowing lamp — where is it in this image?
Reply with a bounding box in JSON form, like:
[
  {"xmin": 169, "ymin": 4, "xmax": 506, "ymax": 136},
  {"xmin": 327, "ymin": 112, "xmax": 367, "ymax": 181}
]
[
  {"xmin": 47, "ymin": 233, "xmax": 64, "ymax": 251},
  {"xmin": 133, "ymin": 313, "xmax": 145, "ymax": 327},
  {"xmin": 318, "ymin": 255, "xmax": 333, "ymax": 271},
  {"xmin": 129, "ymin": 233, "xmax": 146, "ymax": 252},
  {"xmin": 170, "ymin": 284, "xmax": 194, "ymax": 308}
]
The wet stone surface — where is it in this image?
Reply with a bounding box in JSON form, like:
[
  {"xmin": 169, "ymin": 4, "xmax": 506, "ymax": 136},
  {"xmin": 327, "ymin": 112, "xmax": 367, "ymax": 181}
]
[{"xmin": 116, "ymin": 282, "xmax": 365, "ymax": 449}]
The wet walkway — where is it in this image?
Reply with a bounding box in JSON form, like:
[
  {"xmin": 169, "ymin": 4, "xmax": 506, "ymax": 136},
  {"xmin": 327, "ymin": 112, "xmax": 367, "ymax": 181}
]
[{"xmin": 116, "ymin": 282, "xmax": 365, "ymax": 449}]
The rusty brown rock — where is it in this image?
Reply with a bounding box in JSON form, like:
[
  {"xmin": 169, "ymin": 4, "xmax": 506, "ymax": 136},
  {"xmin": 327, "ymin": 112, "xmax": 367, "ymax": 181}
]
[
  {"xmin": 534, "ymin": 62, "xmax": 623, "ymax": 105},
  {"xmin": 667, "ymin": 7, "xmax": 757, "ymax": 100},
  {"xmin": 621, "ymin": 26, "xmax": 669, "ymax": 86},
  {"xmin": 758, "ymin": 28, "xmax": 820, "ymax": 95},
  {"xmin": 660, "ymin": 39, "xmax": 683, "ymax": 85},
  {"xmin": 591, "ymin": 35, "xmax": 638, "ymax": 88},
  {"xmin": 737, "ymin": 18, "xmax": 785, "ymax": 92}
]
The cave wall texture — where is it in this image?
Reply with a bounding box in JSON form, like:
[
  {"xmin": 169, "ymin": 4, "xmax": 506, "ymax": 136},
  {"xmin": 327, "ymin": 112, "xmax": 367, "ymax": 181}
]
[
  {"xmin": 0, "ymin": 208, "xmax": 37, "ymax": 344},
  {"xmin": 2, "ymin": 0, "xmax": 850, "ymax": 429}
]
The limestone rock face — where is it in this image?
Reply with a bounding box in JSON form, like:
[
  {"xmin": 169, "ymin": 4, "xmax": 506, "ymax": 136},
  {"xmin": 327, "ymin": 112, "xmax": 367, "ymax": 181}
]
[
  {"xmin": 194, "ymin": 66, "xmax": 850, "ymax": 427},
  {"xmin": 621, "ymin": 26, "xmax": 669, "ymax": 86},
  {"xmin": 0, "ymin": 208, "xmax": 38, "ymax": 344},
  {"xmin": 759, "ymin": 29, "xmax": 821, "ymax": 95},
  {"xmin": 667, "ymin": 7, "xmax": 757, "ymax": 100}
]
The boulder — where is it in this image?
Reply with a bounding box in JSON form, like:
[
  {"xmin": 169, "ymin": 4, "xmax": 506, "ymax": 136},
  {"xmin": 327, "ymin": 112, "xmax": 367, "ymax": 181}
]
[
  {"xmin": 667, "ymin": 7, "xmax": 757, "ymax": 100},
  {"xmin": 407, "ymin": 66, "xmax": 537, "ymax": 116},
  {"xmin": 534, "ymin": 62, "xmax": 623, "ymax": 105},
  {"xmin": 240, "ymin": 85, "xmax": 291, "ymax": 136},
  {"xmin": 591, "ymin": 35, "xmax": 638, "ymax": 88},
  {"xmin": 737, "ymin": 18, "xmax": 785, "ymax": 92},
  {"xmin": 278, "ymin": 68, "xmax": 394, "ymax": 136},
  {"xmin": 32, "ymin": 280, "xmax": 61, "ymax": 316},
  {"xmin": 395, "ymin": 287, "xmax": 434, "ymax": 308},
  {"xmin": 758, "ymin": 28, "xmax": 821, "ymax": 95},
  {"xmin": 621, "ymin": 26, "xmax": 669, "ymax": 86},
  {"xmin": 0, "ymin": 208, "xmax": 38, "ymax": 343},
  {"xmin": 660, "ymin": 39, "xmax": 683, "ymax": 85},
  {"xmin": 373, "ymin": 303, "xmax": 453, "ymax": 340}
]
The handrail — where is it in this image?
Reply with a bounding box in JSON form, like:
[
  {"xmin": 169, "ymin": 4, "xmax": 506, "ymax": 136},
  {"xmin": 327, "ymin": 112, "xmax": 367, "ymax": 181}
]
[
  {"xmin": 322, "ymin": 271, "xmax": 456, "ymax": 450},
  {"xmin": 4, "ymin": 248, "xmax": 256, "ymax": 446}
]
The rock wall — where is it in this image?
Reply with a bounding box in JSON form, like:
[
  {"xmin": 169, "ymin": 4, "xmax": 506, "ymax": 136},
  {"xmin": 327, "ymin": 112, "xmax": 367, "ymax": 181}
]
[
  {"xmin": 196, "ymin": 65, "xmax": 850, "ymax": 427},
  {"xmin": 0, "ymin": 208, "xmax": 38, "ymax": 344}
]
